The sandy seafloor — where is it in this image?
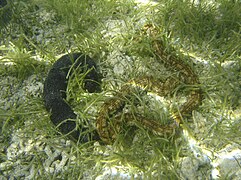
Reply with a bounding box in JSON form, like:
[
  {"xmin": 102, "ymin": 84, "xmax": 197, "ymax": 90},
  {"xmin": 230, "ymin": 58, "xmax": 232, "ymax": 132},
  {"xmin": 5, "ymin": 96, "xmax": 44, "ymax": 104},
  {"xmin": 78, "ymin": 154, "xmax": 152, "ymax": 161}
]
[{"xmin": 0, "ymin": 0, "xmax": 241, "ymax": 179}]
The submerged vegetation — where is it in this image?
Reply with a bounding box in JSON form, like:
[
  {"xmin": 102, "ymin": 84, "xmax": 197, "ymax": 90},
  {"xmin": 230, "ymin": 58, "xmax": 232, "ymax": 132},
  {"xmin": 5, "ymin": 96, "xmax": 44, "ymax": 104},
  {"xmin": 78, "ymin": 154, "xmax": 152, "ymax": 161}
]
[{"xmin": 0, "ymin": 0, "xmax": 240, "ymax": 179}]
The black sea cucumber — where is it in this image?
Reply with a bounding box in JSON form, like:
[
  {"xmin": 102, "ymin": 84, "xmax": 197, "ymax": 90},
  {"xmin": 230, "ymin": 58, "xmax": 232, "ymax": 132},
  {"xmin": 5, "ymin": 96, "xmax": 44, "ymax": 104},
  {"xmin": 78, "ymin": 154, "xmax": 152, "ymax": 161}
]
[{"xmin": 43, "ymin": 53, "xmax": 101, "ymax": 142}]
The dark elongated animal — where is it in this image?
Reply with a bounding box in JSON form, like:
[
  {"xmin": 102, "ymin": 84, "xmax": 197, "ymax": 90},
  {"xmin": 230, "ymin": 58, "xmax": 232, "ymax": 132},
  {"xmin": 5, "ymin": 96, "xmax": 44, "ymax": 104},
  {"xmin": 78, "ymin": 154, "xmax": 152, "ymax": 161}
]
[{"xmin": 43, "ymin": 53, "xmax": 101, "ymax": 142}]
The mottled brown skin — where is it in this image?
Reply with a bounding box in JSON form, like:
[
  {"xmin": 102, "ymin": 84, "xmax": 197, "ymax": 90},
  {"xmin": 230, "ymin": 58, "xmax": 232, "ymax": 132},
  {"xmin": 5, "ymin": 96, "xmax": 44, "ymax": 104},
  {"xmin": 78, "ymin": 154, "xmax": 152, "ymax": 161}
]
[
  {"xmin": 96, "ymin": 24, "xmax": 203, "ymax": 144},
  {"xmin": 148, "ymin": 24, "xmax": 203, "ymax": 124}
]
